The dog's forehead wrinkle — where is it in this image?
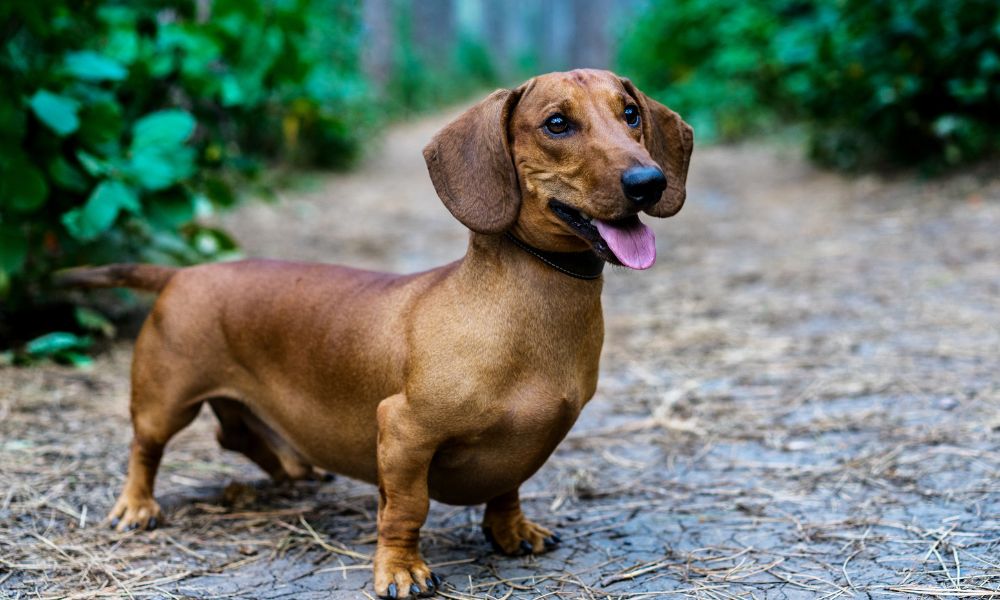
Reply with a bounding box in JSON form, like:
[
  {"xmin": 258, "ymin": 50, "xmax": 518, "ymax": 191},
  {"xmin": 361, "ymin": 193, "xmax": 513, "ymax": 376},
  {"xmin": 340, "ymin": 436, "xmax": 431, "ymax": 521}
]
[{"xmin": 537, "ymin": 86, "xmax": 628, "ymax": 128}]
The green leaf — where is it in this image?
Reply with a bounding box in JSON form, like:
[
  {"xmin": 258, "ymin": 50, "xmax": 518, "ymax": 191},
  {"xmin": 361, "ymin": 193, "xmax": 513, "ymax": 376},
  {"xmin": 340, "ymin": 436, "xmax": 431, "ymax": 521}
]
[
  {"xmin": 76, "ymin": 151, "xmax": 109, "ymax": 177},
  {"xmin": 146, "ymin": 194, "xmax": 195, "ymax": 230},
  {"xmin": 25, "ymin": 332, "xmax": 91, "ymax": 357},
  {"xmin": 105, "ymin": 28, "xmax": 140, "ymax": 65},
  {"xmin": 148, "ymin": 52, "xmax": 175, "ymax": 78},
  {"xmin": 132, "ymin": 110, "xmax": 196, "ymax": 149},
  {"xmin": 62, "ymin": 180, "xmax": 139, "ymax": 241},
  {"xmin": 221, "ymin": 75, "xmax": 245, "ymax": 106},
  {"xmin": 48, "ymin": 157, "xmax": 89, "ymax": 192},
  {"xmin": 78, "ymin": 101, "xmax": 124, "ymax": 147},
  {"xmin": 129, "ymin": 146, "xmax": 195, "ymax": 191},
  {"xmin": 191, "ymin": 226, "xmax": 239, "ymax": 257},
  {"xmin": 0, "ymin": 156, "xmax": 48, "ymax": 212},
  {"xmin": 64, "ymin": 51, "xmax": 128, "ymax": 82},
  {"xmin": 145, "ymin": 230, "xmax": 199, "ymax": 263},
  {"xmin": 0, "ymin": 225, "xmax": 28, "ymax": 274},
  {"xmin": 74, "ymin": 306, "xmax": 116, "ymax": 337},
  {"xmin": 0, "ymin": 99, "xmax": 26, "ymax": 143},
  {"xmin": 59, "ymin": 351, "xmax": 94, "ymax": 369},
  {"xmin": 28, "ymin": 90, "xmax": 80, "ymax": 136}
]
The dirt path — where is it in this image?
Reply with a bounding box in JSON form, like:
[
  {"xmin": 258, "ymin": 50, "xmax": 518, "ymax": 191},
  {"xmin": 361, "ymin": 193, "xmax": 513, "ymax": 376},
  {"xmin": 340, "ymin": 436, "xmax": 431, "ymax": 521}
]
[{"xmin": 3, "ymin": 110, "xmax": 999, "ymax": 599}]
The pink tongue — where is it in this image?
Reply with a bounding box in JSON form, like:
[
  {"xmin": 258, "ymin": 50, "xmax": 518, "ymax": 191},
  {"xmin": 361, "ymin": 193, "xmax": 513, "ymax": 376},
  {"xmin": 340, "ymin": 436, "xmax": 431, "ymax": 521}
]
[{"xmin": 594, "ymin": 217, "xmax": 656, "ymax": 270}]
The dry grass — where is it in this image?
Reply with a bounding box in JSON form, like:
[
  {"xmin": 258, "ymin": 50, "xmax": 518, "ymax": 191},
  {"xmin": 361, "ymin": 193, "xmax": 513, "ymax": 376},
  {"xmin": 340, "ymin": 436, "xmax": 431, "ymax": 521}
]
[{"xmin": 2, "ymin": 115, "xmax": 999, "ymax": 598}]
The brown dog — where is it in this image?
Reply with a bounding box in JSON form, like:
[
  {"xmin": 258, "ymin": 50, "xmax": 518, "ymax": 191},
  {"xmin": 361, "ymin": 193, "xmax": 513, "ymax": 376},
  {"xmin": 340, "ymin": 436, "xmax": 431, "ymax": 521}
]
[{"xmin": 62, "ymin": 69, "xmax": 692, "ymax": 598}]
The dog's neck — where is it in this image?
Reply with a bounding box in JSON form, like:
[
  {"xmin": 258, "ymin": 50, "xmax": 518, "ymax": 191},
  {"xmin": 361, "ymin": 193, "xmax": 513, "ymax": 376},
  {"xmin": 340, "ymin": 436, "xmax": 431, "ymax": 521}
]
[
  {"xmin": 502, "ymin": 232, "xmax": 605, "ymax": 280},
  {"xmin": 459, "ymin": 233, "xmax": 605, "ymax": 302}
]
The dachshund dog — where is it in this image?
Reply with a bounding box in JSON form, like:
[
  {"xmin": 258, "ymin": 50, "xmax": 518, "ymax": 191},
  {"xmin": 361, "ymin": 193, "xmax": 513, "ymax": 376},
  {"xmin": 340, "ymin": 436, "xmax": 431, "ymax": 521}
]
[{"xmin": 62, "ymin": 69, "xmax": 693, "ymax": 598}]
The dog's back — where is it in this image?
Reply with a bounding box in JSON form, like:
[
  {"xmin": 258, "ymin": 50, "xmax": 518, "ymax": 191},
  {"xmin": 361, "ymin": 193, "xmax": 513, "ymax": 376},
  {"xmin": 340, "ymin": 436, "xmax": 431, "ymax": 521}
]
[{"xmin": 129, "ymin": 258, "xmax": 457, "ymax": 481}]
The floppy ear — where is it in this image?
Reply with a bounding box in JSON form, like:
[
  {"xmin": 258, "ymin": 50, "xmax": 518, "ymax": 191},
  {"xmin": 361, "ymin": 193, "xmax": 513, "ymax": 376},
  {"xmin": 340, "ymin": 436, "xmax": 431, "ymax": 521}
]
[
  {"xmin": 620, "ymin": 78, "xmax": 694, "ymax": 217},
  {"xmin": 423, "ymin": 88, "xmax": 523, "ymax": 233}
]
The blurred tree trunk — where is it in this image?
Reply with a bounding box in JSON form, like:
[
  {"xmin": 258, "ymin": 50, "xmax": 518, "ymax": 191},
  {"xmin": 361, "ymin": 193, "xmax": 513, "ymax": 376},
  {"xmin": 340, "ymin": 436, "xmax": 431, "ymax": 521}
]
[
  {"xmin": 363, "ymin": 0, "xmax": 394, "ymax": 95},
  {"xmin": 360, "ymin": 0, "xmax": 632, "ymax": 91},
  {"xmin": 570, "ymin": 0, "xmax": 609, "ymax": 69},
  {"xmin": 540, "ymin": 0, "xmax": 573, "ymax": 72},
  {"xmin": 195, "ymin": 0, "xmax": 211, "ymax": 23},
  {"xmin": 412, "ymin": 0, "xmax": 455, "ymax": 68},
  {"xmin": 484, "ymin": 0, "xmax": 509, "ymax": 76}
]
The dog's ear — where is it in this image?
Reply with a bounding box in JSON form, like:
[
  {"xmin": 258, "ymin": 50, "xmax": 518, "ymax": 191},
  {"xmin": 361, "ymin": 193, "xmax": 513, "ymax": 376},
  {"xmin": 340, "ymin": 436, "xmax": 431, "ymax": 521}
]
[
  {"xmin": 423, "ymin": 88, "xmax": 523, "ymax": 233},
  {"xmin": 620, "ymin": 77, "xmax": 694, "ymax": 218}
]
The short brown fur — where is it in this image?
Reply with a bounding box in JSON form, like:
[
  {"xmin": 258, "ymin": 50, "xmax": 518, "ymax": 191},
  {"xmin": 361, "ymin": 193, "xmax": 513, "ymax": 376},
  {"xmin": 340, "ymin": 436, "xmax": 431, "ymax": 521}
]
[{"xmin": 68, "ymin": 70, "xmax": 692, "ymax": 598}]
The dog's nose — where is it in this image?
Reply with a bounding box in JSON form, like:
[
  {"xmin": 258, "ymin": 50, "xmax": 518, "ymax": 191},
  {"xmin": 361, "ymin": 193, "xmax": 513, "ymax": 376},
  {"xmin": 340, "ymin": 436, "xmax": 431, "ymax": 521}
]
[{"xmin": 621, "ymin": 166, "xmax": 667, "ymax": 209}]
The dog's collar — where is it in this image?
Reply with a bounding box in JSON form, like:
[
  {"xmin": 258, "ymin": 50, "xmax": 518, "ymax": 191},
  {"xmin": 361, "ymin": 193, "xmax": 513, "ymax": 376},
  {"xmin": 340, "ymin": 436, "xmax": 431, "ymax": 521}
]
[{"xmin": 504, "ymin": 232, "xmax": 605, "ymax": 280}]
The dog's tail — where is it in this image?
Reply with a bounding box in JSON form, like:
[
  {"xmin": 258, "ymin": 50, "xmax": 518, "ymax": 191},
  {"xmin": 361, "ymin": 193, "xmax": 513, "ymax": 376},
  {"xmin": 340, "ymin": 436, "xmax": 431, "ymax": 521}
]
[{"xmin": 54, "ymin": 264, "xmax": 179, "ymax": 293}]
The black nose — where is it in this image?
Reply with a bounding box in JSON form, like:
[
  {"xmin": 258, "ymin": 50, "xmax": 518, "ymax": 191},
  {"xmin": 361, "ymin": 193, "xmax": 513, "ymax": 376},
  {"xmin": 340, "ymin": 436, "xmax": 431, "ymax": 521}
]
[{"xmin": 621, "ymin": 166, "xmax": 667, "ymax": 209}]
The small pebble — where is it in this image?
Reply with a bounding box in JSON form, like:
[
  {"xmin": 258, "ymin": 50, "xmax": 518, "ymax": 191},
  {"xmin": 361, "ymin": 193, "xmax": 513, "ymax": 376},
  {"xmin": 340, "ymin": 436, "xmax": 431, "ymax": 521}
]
[{"xmin": 936, "ymin": 397, "xmax": 959, "ymax": 411}]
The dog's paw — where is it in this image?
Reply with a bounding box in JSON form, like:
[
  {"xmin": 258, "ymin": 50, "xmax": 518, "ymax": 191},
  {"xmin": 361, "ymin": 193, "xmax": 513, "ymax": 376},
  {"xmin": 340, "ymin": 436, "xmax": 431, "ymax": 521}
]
[
  {"xmin": 373, "ymin": 547, "xmax": 442, "ymax": 598},
  {"xmin": 106, "ymin": 494, "xmax": 162, "ymax": 532},
  {"xmin": 482, "ymin": 517, "xmax": 560, "ymax": 556}
]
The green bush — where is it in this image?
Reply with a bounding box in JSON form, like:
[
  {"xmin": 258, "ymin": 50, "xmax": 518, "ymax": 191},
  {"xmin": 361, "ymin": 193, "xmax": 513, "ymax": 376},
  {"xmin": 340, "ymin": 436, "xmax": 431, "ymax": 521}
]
[
  {"xmin": 0, "ymin": 0, "xmax": 368, "ymax": 344},
  {"xmin": 791, "ymin": 0, "xmax": 1000, "ymax": 170},
  {"xmin": 617, "ymin": 0, "xmax": 803, "ymax": 141},
  {"xmin": 618, "ymin": 0, "xmax": 1000, "ymax": 170}
]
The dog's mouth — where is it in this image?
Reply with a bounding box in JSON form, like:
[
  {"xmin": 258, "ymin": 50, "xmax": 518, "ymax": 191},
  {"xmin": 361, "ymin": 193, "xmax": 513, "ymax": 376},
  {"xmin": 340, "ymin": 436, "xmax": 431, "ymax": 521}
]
[{"xmin": 549, "ymin": 200, "xmax": 656, "ymax": 270}]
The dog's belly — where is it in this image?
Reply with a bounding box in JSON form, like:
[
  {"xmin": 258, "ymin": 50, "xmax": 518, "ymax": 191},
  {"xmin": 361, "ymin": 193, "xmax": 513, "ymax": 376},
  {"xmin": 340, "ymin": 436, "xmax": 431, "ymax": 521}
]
[
  {"xmin": 427, "ymin": 447, "xmax": 550, "ymax": 506},
  {"xmin": 425, "ymin": 387, "xmax": 586, "ymax": 505},
  {"xmin": 281, "ymin": 402, "xmax": 382, "ymax": 484},
  {"xmin": 247, "ymin": 381, "xmax": 586, "ymax": 505}
]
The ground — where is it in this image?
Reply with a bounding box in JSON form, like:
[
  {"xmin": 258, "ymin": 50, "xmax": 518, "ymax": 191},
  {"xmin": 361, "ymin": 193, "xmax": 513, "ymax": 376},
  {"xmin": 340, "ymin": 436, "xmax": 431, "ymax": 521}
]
[{"xmin": 2, "ymin": 111, "xmax": 999, "ymax": 599}]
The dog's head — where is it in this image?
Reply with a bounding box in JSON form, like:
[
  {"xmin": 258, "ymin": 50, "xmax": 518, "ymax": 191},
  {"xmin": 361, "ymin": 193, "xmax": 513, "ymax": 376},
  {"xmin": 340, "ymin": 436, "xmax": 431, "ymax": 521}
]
[{"xmin": 423, "ymin": 69, "xmax": 693, "ymax": 270}]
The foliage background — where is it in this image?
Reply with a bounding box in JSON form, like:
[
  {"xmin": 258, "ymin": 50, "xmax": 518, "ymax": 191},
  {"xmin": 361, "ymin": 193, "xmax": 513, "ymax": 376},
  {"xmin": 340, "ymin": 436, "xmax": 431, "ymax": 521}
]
[
  {"xmin": 0, "ymin": 0, "xmax": 368, "ymax": 352},
  {"xmin": 619, "ymin": 0, "xmax": 1000, "ymax": 170}
]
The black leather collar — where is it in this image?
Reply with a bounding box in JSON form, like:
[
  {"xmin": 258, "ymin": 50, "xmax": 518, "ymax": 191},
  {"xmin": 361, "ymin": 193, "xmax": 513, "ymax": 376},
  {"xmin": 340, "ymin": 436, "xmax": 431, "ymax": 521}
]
[{"xmin": 505, "ymin": 232, "xmax": 605, "ymax": 280}]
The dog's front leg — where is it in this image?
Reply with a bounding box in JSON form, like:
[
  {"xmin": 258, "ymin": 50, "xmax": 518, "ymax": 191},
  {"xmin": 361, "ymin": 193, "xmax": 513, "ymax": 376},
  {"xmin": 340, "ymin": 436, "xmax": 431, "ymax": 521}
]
[
  {"xmin": 482, "ymin": 488, "xmax": 561, "ymax": 556},
  {"xmin": 373, "ymin": 393, "xmax": 442, "ymax": 599}
]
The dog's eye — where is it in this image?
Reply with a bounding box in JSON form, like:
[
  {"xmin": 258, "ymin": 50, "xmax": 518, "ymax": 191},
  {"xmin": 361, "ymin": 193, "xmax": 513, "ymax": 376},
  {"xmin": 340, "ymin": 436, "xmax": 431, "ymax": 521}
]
[
  {"xmin": 543, "ymin": 114, "xmax": 570, "ymax": 136},
  {"xmin": 624, "ymin": 105, "xmax": 640, "ymax": 128}
]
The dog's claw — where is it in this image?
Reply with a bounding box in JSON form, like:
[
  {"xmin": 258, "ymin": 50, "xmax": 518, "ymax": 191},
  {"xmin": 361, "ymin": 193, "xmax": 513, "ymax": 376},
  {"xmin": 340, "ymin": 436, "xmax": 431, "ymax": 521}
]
[
  {"xmin": 107, "ymin": 494, "xmax": 162, "ymax": 533},
  {"xmin": 420, "ymin": 573, "xmax": 441, "ymax": 598},
  {"xmin": 374, "ymin": 548, "xmax": 433, "ymax": 598},
  {"xmin": 481, "ymin": 514, "xmax": 557, "ymax": 556},
  {"xmin": 420, "ymin": 577, "xmax": 437, "ymax": 597},
  {"xmin": 482, "ymin": 526, "xmax": 503, "ymax": 552},
  {"xmin": 551, "ymin": 533, "xmax": 562, "ymax": 544}
]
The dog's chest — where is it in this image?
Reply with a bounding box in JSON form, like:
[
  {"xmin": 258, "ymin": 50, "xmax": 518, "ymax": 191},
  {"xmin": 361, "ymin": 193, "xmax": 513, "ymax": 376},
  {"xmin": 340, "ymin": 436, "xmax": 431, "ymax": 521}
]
[
  {"xmin": 413, "ymin": 269, "xmax": 604, "ymax": 504},
  {"xmin": 426, "ymin": 376, "xmax": 591, "ymax": 504}
]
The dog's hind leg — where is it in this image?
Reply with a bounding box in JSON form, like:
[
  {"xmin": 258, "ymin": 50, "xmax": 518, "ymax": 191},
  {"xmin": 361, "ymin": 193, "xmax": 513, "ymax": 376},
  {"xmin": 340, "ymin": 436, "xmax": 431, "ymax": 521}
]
[
  {"xmin": 209, "ymin": 398, "xmax": 317, "ymax": 482},
  {"xmin": 482, "ymin": 488, "xmax": 560, "ymax": 555},
  {"xmin": 106, "ymin": 322, "xmax": 211, "ymax": 532},
  {"xmin": 106, "ymin": 385, "xmax": 201, "ymax": 532}
]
